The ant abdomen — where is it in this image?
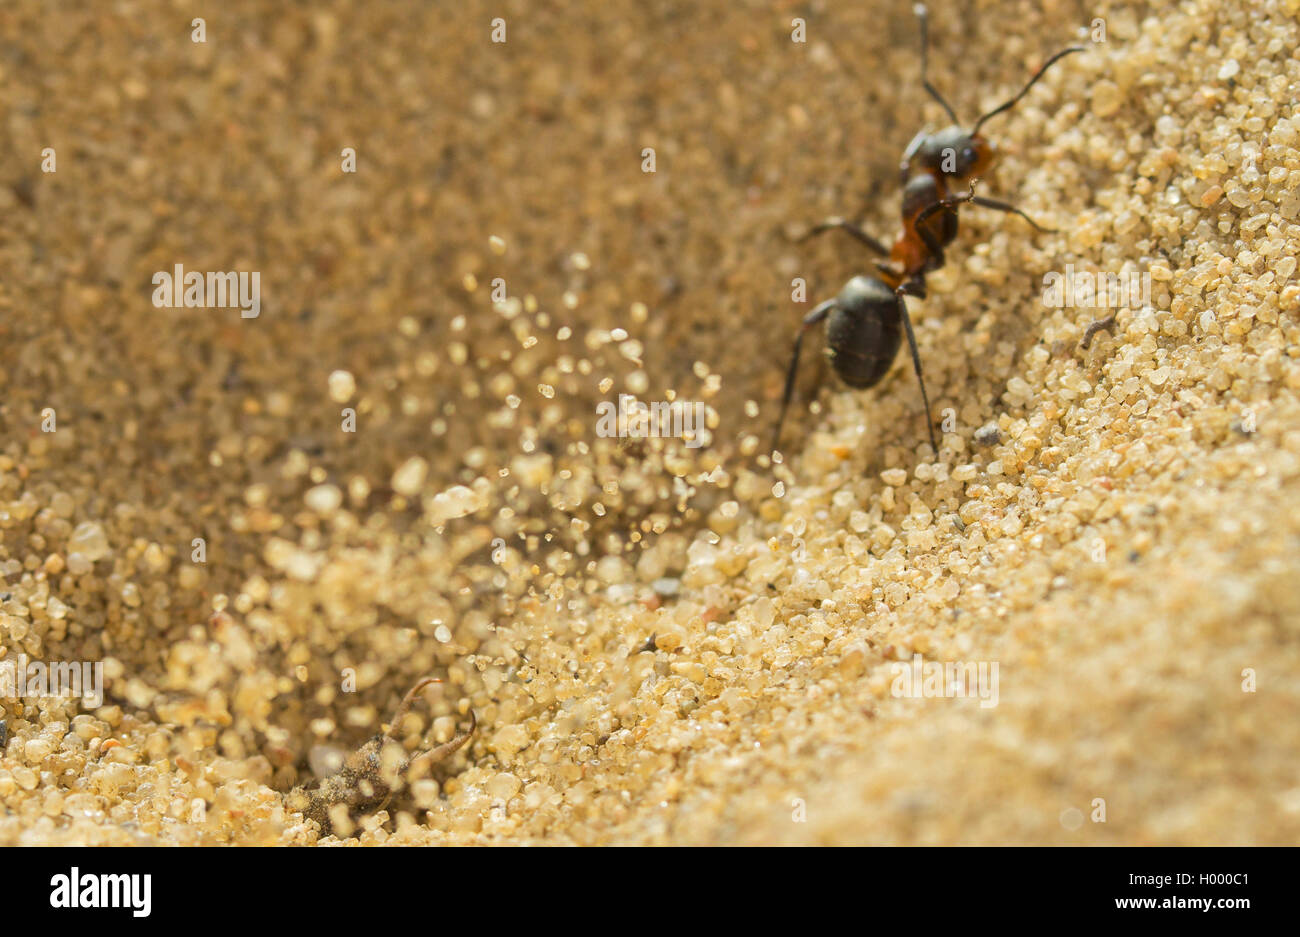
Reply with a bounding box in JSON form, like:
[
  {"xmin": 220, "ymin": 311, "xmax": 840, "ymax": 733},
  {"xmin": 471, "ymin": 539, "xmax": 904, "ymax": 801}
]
[{"xmin": 826, "ymin": 276, "xmax": 902, "ymax": 389}]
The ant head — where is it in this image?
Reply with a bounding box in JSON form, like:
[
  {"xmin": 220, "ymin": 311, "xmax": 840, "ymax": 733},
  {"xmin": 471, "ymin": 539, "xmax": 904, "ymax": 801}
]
[
  {"xmin": 924, "ymin": 127, "xmax": 996, "ymax": 181},
  {"xmin": 961, "ymin": 134, "xmax": 996, "ymax": 179}
]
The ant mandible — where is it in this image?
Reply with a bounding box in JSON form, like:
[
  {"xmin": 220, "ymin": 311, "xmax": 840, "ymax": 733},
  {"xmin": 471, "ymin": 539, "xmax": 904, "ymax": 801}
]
[{"xmin": 771, "ymin": 4, "xmax": 1083, "ymax": 455}]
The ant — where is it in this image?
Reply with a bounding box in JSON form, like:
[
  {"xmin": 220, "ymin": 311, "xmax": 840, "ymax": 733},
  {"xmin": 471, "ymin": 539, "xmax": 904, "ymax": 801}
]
[
  {"xmin": 286, "ymin": 676, "xmax": 477, "ymax": 837},
  {"xmin": 771, "ymin": 4, "xmax": 1083, "ymax": 455},
  {"xmin": 772, "ymin": 181, "xmax": 990, "ymax": 455}
]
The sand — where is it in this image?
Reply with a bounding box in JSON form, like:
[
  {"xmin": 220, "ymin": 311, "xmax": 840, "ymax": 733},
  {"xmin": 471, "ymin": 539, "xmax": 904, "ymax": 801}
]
[{"xmin": 1, "ymin": 0, "xmax": 1298, "ymax": 845}]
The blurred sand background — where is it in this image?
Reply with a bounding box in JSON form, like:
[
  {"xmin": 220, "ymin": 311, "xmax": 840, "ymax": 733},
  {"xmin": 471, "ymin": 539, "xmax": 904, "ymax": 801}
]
[{"xmin": 1, "ymin": 0, "xmax": 1298, "ymax": 844}]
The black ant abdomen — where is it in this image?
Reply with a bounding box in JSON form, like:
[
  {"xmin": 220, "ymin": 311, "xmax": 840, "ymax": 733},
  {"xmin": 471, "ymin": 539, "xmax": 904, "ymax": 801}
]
[
  {"xmin": 773, "ymin": 275, "xmax": 935, "ymax": 455},
  {"xmin": 825, "ymin": 276, "xmax": 903, "ymax": 390}
]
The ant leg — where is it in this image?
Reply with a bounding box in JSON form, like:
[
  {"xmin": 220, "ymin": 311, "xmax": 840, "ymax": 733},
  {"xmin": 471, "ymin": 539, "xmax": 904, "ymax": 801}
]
[
  {"xmin": 1081, "ymin": 314, "xmax": 1116, "ymax": 349},
  {"xmin": 385, "ymin": 676, "xmax": 441, "ymax": 739},
  {"xmin": 800, "ymin": 218, "xmax": 890, "ymax": 256},
  {"xmin": 911, "ymin": 180, "xmax": 980, "ymax": 269},
  {"xmin": 408, "ymin": 709, "xmax": 477, "ymax": 775},
  {"xmin": 897, "ymin": 278, "xmax": 927, "ymax": 300},
  {"xmin": 914, "ymin": 4, "xmax": 960, "ymax": 125},
  {"xmin": 772, "ymin": 300, "xmax": 835, "ymax": 453},
  {"xmin": 894, "ymin": 282, "xmax": 939, "ymax": 454},
  {"xmin": 914, "ymin": 179, "xmax": 1055, "ymax": 239},
  {"xmin": 913, "ymin": 179, "xmax": 978, "ymax": 226},
  {"xmin": 900, "ymin": 275, "xmax": 928, "ymax": 301},
  {"xmin": 969, "ymin": 195, "xmax": 1056, "ymax": 233},
  {"xmin": 914, "ymin": 216, "xmax": 948, "ymax": 271}
]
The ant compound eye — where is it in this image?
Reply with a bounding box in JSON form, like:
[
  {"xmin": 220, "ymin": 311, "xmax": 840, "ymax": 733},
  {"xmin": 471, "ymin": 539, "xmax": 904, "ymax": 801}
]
[{"xmin": 961, "ymin": 146, "xmax": 976, "ymax": 167}]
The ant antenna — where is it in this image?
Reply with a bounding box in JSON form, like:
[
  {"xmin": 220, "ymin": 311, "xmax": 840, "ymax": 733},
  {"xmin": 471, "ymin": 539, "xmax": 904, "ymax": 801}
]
[
  {"xmin": 915, "ymin": 4, "xmax": 960, "ymax": 125},
  {"xmin": 971, "ymin": 45, "xmax": 1085, "ymax": 134}
]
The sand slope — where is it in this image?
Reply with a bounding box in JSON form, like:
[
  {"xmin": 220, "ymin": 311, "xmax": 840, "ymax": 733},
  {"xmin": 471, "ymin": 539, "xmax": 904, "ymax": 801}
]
[{"xmin": 1, "ymin": 0, "xmax": 1298, "ymax": 844}]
